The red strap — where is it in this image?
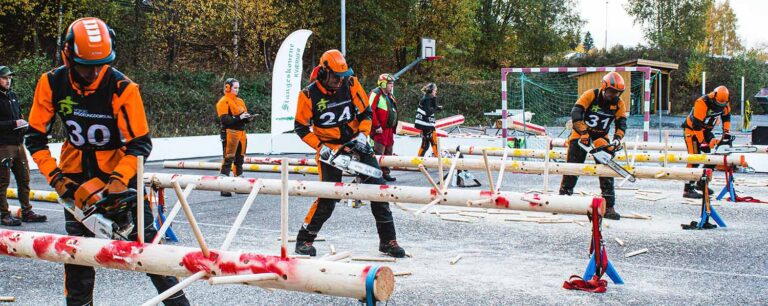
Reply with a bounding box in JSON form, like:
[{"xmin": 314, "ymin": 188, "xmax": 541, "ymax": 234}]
[
  {"xmin": 563, "ymin": 275, "xmax": 607, "ymax": 293},
  {"xmin": 728, "ymin": 196, "xmax": 766, "ymax": 203}
]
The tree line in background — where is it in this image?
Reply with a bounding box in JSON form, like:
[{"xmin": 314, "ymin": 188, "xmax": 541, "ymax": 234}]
[{"xmin": 1, "ymin": 0, "xmax": 766, "ymax": 137}]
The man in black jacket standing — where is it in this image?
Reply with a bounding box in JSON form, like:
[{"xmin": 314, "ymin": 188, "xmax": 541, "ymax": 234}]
[{"xmin": 0, "ymin": 65, "xmax": 47, "ymax": 226}]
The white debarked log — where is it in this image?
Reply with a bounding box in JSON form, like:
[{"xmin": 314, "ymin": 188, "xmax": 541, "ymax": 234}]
[
  {"xmin": 0, "ymin": 229, "xmax": 394, "ymax": 301},
  {"xmin": 144, "ymin": 173, "xmax": 604, "ymax": 216},
  {"xmin": 449, "ymin": 146, "xmax": 745, "ymax": 167},
  {"xmin": 6, "ymin": 188, "xmax": 59, "ymax": 203},
  {"xmin": 163, "ymin": 161, "xmax": 319, "ymax": 174},
  {"xmin": 375, "ymin": 155, "xmax": 708, "ymax": 182}
]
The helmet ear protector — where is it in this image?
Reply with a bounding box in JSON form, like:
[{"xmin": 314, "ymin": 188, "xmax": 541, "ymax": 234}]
[
  {"xmin": 378, "ymin": 74, "xmax": 394, "ymax": 89},
  {"xmin": 224, "ymin": 78, "xmax": 238, "ymax": 93}
]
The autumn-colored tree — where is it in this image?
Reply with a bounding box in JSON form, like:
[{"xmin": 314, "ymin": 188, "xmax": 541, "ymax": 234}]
[
  {"xmin": 704, "ymin": 0, "xmax": 743, "ymax": 56},
  {"xmin": 625, "ymin": 0, "xmax": 712, "ymax": 50}
]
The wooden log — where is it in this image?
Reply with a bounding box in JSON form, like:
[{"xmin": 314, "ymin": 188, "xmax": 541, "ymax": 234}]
[
  {"xmin": 0, "ymin": 297, "xmax": 15, "ymax": 302},
  {"xmin": 615, "ymin": 238, "xmax": 625, "ymax": 246},
  {"xmin": 145, "ymin": 173, "xmax": 603, "ymax": 216},
  {"xmin": 449, "ymin": 146, "xmax": 747, "ymax": 167},
  {"xmin": 280, "ymin": 160, "xmax": 289, "ymax": 258},
  {"xmin": 137, "ymin": 156, "xmax": 145, "ymax": 244},
  {"xmin": 450, "ymin": 254, "xmax": 463, "ymax": 265},
  {"xmin": 0, "ymin": 229, "xmax": 395, "ymax": 301},
  {"xmin": 375, "ymin": 156, "xmax": 708, "ymax": 181},
  {"xmin": 5, "ymin": 188, "xmax": 59, "ymax": 203},
  {"xmin": 164, "ymin": 161, "xmax": 319, "ymax": 174}
]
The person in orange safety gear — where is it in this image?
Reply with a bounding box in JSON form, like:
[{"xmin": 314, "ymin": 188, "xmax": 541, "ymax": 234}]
[
  {"xmin": 559, "ymin": 71, "xmax": 627, "ymax": 220},
  {"xmin": 681, "ymin": 85, "xmax": 731, "ymax": 199},
  {"xmin": 216, "ymin": 77, "xmax": 253, "ymax": 197},
  {"xmin": 292, "ymin": 49, "xmax": 405, "ymax": 258},
  {"xmin": 24, "ymin": 17, "xmax": 190, "ymax": 306}
]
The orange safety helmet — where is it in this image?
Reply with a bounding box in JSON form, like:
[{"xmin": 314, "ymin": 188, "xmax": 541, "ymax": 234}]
[
  {"xmin": 377, "ymin": 73, "xmax": 394, "ymax": 88},
  {"xmin": 62, "ymin": 17, "xmax": 115, "ymax": 66},
  {"xmin": 708, "ymin": 85, "xmax": 729, "ymax": 106},
  {"xmin": 600, "ymin": 72, "xmax": 625, "ymax": 92},
  {"xmin": 318, "ymin": 49, "xmax": 353, "ymax": 78}
]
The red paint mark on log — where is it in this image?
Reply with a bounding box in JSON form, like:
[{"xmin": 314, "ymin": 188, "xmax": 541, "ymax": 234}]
[
  {"xmin": 0, "ymin": 230, "xmax": 20, "ymax": 255},
  {"xmin": 201, "ymin": 175, "xmax": 218, "ymax": 181},
  {"xmin": 335, "ymin": 182, "xmax": 345, "ymax": 187},
  {"xmin": 94, "ymin": 241, "xmax": 143, "ymax": 268},
  {"xmin": 181, "ymin": 251, "xmax": 221, "ymax": 273},
  {"xmin": 361, "ymin": 265, "xmax": 372, "ymax": 280},
  {"xmin": 33, "ymin": 235, "xmax": 55, "ymax": 257},
  {"xmin": 181, "ymin": 251, "xmax": 289, "ymax": 276},
  {"xmin": 430, "ymin": 189, "xmax": 437, "ymax": 197},
  {"xmin": 54, "ymin": 237, "xmax": 80, "ymax": 256},
  {"xmin": 480, "ymin": 190, "xmax": 493, "ymax": 197},
  {"xmin": 247, "ymin": 178, "xmax": 257, "ymax": 184},
  {"xmin": 495, "ymin": 196, "xmax": 510, "ymax": 208},
  {"xmin": 281, "ymin": 247, "xmax": 287, "ymax": 259},
  {"xmin": 379, "ymin": 185, "xmax": 390, "ymax": 190}
]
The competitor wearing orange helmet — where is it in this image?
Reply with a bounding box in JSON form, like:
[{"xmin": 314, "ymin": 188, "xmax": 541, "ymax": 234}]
[
  {"xmin": 216, "ymin": 77, "xmax": 253, "ymax": 197},
  {"xmin": 293, "ymin": 50, "xmax": 405, "ymax": 258},
  {"xmin": 370, "ymin": 73, "xmax": 398, "ymax": 181},
  {"xmin": 681, "ymin": 85, "xmax": 731, "ymax": 199},
  {"xmin": 559, "ymin": 71, "xmax": 627, "ymax": 220},
  {"xmin": 25, "ymin": 17, "xmax": 189, "ymax": 305}
]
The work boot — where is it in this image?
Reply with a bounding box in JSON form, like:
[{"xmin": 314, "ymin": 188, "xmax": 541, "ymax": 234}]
[
  {"xmin": 1, "ymin": 214, "xmax": 21, "ymax": 226},
  {"xmin": 379, "ymin": 240, "xmax": 406, "ymax": 258},
  {"xmin": 295, "ymin": 241, "xmax": 317, "ymax": 256},
  {"xmin": 21, "ymin": 210, "xmax": 47, "ymax": 222},
  {"xmin": 383, "ymin": 174, "xmax": 396, "ymax": 182},
  {"xmin": 683, "ymin": 189, "xmax": 703, "ymax": 199},
  {"xmin": 603, "ymin": 207, "xmax": 621, "ymax": 220}
]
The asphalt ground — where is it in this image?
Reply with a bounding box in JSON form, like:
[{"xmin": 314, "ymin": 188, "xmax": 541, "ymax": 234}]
[{"xmin": 2, "ymin": 149, "xmax": 768, "ymax": 305}]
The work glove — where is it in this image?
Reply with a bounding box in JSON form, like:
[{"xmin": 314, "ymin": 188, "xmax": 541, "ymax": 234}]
[
  {"xmin": 319, "ymin": 144, "xmax": 333, "ymax": 160},
  {"xmin": 50, "ymin": 169, "xmax": 79, "ymax": 200},
  {"xmin": 592, "ymin": 138, "xmax": 609, "ymax": 151},
  {"xmin": 15, "ymin": 119, "xmax": 28, "ymax": 128},
  {"xmin": 239, "ymin": 112, "xmax": 252, "ymax": 121},
  {"xmin": 97, "ymin": 178, "xmax": 136, "ymax": 219},
  {"xmin": 374, "ymin": 127, "xmax": 384, "ymax": 134}
]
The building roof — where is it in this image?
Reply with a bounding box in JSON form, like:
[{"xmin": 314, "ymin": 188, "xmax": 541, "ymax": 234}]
[
  {"xmin": 570, "ymin": 58, "xmax": 680, "ymax": 78},
  {"xmin": 613, "ymin": 59, "xmax": 679, "ymax": 71}
]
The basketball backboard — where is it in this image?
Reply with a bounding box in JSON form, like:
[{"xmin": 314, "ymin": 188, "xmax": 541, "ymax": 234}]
[{"xmin": 421, "ymin": 37, "xmax": 435, "ymax": 59}]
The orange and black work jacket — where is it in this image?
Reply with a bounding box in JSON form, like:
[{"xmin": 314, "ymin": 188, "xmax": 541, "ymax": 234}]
[
  {"xmin": 294, "ymin": 77, "xmax": 371, "ymax": 151},
  {"xmin": 216, "ymin": 92, "xmax": 249, "ymax": 130},
  {"xmin": 682, "ymin": 95, "xmax": 731, "ymax": 142},
  {"xmin": 25, "ymin": 65, "xmax": 152, "ymax": 186},
  {"xmin": 569, "ymin": 89, "xmax": 627, "ymax": 141}
]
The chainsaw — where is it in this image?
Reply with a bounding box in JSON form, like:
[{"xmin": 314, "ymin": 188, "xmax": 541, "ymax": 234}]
[
  {"xmin": 58, "ymin": 178, "xmax": 137, "ymax": 240},
  {"xmin": 322, "ymin": 140, "xmax": 383, "ymax": 179},
  {"xmin": 712, "ymin": 135, "xmax": 758, "ymax": 155},
  {"xmin": 578, "ymin": 141, "xmax": 636, "ymax": 183}
]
